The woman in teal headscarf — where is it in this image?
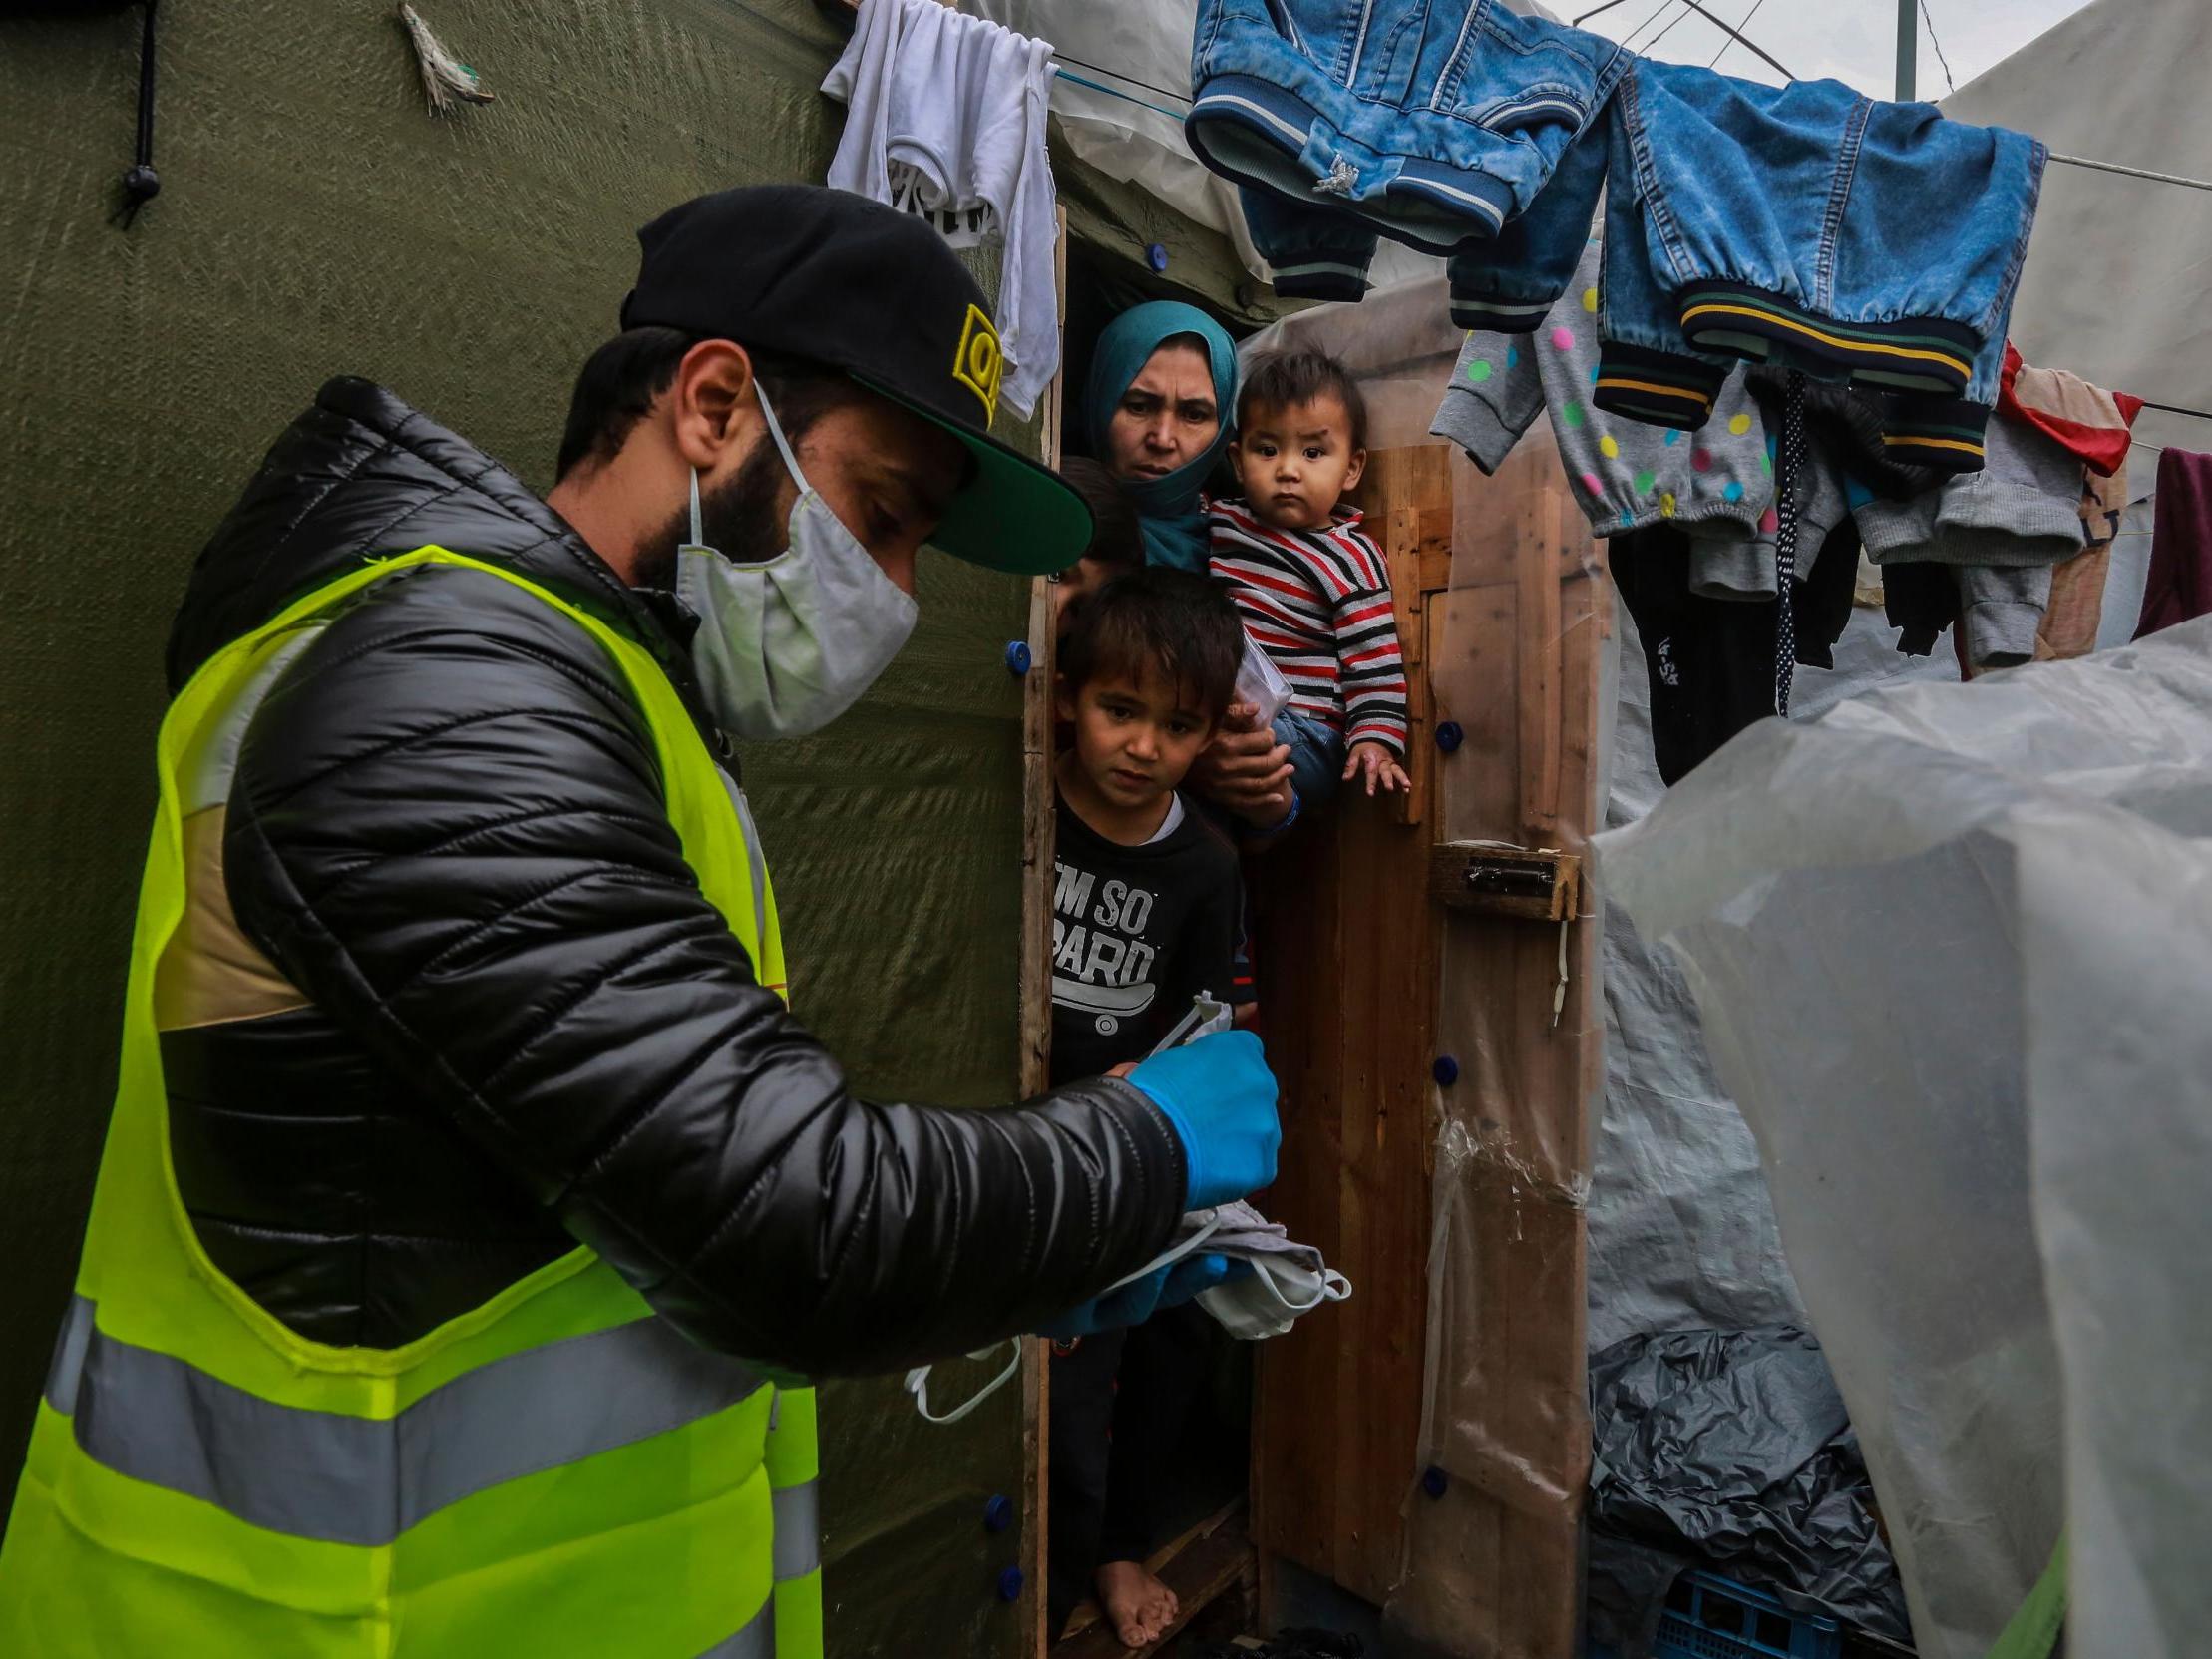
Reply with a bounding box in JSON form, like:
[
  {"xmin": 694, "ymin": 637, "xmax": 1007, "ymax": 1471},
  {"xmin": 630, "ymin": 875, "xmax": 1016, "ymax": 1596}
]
[{"xmin": 1082, "ymin": 301, "xmax": 1240, "ymax": 572}]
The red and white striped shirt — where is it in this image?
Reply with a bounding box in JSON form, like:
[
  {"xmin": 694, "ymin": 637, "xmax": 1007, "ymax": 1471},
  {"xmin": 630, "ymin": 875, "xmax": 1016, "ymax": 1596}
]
[{"xmin": 1207, "ymin": 499, "xmax": 1408, "ymax": 755}]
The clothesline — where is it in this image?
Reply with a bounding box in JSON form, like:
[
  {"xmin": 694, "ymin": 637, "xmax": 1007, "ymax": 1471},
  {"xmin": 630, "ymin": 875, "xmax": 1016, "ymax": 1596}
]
[
  {"xmin": 2047, "ymin": 153, "xmax": 2212, "ymax": 194},
  {"xmin": 1049, "ymin": 46, "xmax": 2212, "ymax": 198},
  {"xmin": 1053, "ymin": 53, "xmax": 1188, "ymax": 113},
  {"xmin": 1052, "ymin": 64, "xmax": 1184, "ymax": 122}
]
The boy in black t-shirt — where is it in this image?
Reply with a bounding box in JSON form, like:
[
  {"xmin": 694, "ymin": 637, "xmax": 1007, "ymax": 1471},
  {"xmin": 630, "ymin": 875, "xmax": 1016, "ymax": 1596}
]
[{"xmin": 1047, "ymin": 569, "xmax": 1245, "ymax": 1650}]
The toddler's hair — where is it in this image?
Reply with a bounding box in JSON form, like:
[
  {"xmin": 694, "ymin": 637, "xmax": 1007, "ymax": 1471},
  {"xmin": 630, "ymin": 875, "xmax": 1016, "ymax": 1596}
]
[
  {"xmin": 1058, "ymin": 457, "xmax": 1145, "ymax": 572},
  {"xmin": 1060, "ymin": 567, "xmax": 1243, "ymax": 724},
  {"xmin": 1236, "ymin": 349, "xmax": 1369, "ymax": 452}
]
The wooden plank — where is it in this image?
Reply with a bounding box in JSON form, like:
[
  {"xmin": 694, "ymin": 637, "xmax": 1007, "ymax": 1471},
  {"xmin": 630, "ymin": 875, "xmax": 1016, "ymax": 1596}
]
[
  {"xmin": 1335, "ymin": 785, "xmax": 1437, "ymax": 1605},
  {"xmin": 1023, "ymin": 201, "xmax": 1069, "ymax": 1659},
  {"xmin": 1248, "ymin": 445, "xmax": 1450, "ymax": 1613},
  {"xmin": 1428, "ymin": 845, "xmax": 1581, "ymax": 922},
  {"xmin": 1515, "ymin": 470, "xmax": 1563, "ymax": 840},
  {"xmin": 1248, "ymin": 808, "xmax": 1347, "ymax": 1582},
  {"xmin": 1056, "ymin": 1505, "xmax": 1256, "ymax": 1659},
  {"xmin": 1388, "ymin": 436, "xmax": 1603, "ymax": 1658},
  {"xmin": 1330, "ymin": 800, "xmax": 1384, "ymax": 1597},
  {"xmin": 1059, "ymin": 1498, "xmax": 1243, "ymax": 1644},
  {"xmin": 1384, "ymin": 505, "xmax": 1426, "ymax": 830}
]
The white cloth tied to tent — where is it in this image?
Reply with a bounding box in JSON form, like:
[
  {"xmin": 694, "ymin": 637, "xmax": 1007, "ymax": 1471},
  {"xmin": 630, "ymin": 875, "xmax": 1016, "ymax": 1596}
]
[{"xmin": 822, "ymin": 0, "xmax": 1060, "ymax": 419}]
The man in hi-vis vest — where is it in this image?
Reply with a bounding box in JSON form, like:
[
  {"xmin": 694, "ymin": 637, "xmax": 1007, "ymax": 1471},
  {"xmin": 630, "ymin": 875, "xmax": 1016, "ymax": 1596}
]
[{"xmin": 0, "ymin": 186, "xmax": 1280, "ymax": 1657}]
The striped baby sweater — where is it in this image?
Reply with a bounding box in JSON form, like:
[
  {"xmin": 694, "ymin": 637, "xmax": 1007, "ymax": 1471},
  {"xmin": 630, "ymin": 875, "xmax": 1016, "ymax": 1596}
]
[{"xmin": 1208, "ymin": 498, "xmax": 1408, "ymax": 755}]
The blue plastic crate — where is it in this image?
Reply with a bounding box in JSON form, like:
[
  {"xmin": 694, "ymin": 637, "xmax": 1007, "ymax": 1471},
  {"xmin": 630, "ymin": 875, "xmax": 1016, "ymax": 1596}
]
[{"xmin": 1591, "ymin": 1571, "xmax": 1843, "ymax": 1659}]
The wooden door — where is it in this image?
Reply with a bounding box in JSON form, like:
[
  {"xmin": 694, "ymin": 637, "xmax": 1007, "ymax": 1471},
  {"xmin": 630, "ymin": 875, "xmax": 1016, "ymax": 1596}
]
[{"xmin": 1248, "ymin": 438, "xmax": 1608, "ymax": 1658}]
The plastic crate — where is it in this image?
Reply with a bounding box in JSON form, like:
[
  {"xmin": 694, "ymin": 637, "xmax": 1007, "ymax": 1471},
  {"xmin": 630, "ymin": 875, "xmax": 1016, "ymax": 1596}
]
[{"xmin": 1592, "ymin": 1572, "xmax": 1843, "ymax": 1659}]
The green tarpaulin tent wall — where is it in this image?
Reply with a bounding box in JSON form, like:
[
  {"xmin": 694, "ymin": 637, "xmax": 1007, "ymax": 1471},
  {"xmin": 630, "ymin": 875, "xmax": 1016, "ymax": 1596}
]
[{"xmin": 0, "ymin": 3, "xmax": 1276, "ymax": 1652}]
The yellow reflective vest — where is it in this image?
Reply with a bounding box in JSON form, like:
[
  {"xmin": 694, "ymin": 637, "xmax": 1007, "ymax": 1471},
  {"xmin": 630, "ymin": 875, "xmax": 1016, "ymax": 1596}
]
[{"xmin": 0, "ymin": 550, "xmax": 824, "ymax": 1658}]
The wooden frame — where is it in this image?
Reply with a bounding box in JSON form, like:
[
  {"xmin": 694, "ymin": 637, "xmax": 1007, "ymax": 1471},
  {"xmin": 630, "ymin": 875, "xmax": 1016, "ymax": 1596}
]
[
  {"xmin": 1020, "ymin": 204, "xmax": 1069, "ymax": 1659},
  {"xmin": 1246, "ymin": 445, "xmax": 1453, "ymax": 1612},
  {"xmin": 1247, "ymin": 439, "xmax": 1607, "ymax": 1657}
]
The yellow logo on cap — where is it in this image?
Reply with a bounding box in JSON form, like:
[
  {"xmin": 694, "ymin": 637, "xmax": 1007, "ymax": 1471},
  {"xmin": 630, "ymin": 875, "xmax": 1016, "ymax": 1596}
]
[{"xmin": 952, "ymin": 304, "xmax": 1003, "ymax": 429}]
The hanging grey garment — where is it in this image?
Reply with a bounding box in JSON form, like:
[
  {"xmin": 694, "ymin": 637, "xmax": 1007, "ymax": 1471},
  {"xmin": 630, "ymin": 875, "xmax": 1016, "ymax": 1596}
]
[
  {"xmin": 1956, "ymin": 562, "xmax": 2058, "ymax": 671},
  {"xmin": 1430, "ymin": 238, "xmax": 1845, "ymax": 606},
  {"xmin": 1854, "ymin": 416, "xmax": 2087, "ymax": 570}
]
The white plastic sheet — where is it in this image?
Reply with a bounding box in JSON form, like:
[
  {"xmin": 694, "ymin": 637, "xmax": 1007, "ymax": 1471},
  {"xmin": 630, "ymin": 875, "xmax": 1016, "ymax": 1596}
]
[
  {"xmin": 1588, "ymin": 602, "xmax": 1962, "ymax": 1351},
  {"xmin": 1599, "ymin": 618, "xmax": 2212, "ymax": 1659}
]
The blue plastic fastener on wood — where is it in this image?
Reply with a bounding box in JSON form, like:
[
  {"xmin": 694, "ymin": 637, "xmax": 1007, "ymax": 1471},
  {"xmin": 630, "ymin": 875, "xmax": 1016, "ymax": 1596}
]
[
  {"xmin": 1004, "ymin": 639, "xmax": 1032, "ymax": 675},
  {"xmin": 1432, "ymin": 1055, "xmax": 1459, "ymax": 1086},
  {"xmin": 996, "ymin": 1565, "xmax": 1026, "ymax": 1602},
  {"xmin": 983, "ymin": 1494, "xmax": 1014, "ymax": 1533},
  {"xmin": 1422, "ymin": 1465, "xmax": 1448, "ymax": 1499},
  {"xmin": 1147, "ymin": 242, "xmax": 1169, "ymax": 272},
  {"xmin": 1434, "ymin": 720, "xmax": 1464, "ymax": 753}
]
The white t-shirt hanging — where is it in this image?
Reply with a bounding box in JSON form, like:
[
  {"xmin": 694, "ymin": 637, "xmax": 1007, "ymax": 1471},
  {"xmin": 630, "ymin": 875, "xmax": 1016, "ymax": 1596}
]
[{"xmin": 822, "ymin": 0, "xmax": 1061, "ymax": 420}]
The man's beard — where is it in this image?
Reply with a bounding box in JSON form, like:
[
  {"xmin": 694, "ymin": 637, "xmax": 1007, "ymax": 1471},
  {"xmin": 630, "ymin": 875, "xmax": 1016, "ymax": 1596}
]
[{"xmin": 633, "ymin": 440, "xmax": 791, "ymax": 592}]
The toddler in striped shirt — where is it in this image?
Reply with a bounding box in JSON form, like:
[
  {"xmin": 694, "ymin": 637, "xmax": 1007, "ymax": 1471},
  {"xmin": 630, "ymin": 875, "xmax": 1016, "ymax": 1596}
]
[{"xmin": 1209, "ymin": 350, "xmax": 1411, "ymax": 815}]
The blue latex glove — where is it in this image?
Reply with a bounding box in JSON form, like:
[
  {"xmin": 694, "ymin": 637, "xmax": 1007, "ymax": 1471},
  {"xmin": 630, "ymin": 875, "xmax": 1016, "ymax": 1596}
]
[
  {"xmin": 1125, "ymin": 1030, "xmax": 1282, "ymax": 1210},
  {"xmin": 1037, "ymin": 1254, "xmax": 1250, "ymax": 1341}
]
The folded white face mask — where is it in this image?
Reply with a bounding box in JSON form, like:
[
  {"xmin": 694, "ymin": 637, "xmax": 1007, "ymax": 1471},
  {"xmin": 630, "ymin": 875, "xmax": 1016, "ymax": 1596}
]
[
  {"xmin": 1196, "ymin": 1254, "xmax": 1351, "ymax": 1343},
  {"xmin": 904, "ymin": 1339, "xmax": 1023, "ymax": 1427},
  {"xmin": 677, "ymin": 383, "xmax": 920, "ymax": 740},
  {"xmin": 1150, "ymin": 992, "xmax": 1233, "ymax": 1055}
]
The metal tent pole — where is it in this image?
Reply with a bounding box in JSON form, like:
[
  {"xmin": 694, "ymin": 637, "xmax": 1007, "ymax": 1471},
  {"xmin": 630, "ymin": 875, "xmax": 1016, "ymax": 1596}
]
[{"xmin": 1896, "ymin": 0, "xmax": 1917, "ymax": 100}]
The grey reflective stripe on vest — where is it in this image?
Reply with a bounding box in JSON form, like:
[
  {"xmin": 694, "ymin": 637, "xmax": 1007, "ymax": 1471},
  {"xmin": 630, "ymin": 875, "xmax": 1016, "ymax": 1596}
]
[
  {"xmin": 722, "ymin": 775, "xmax": 774, "ymax": 971},
  {"xmin": 697, "ymin": 1601, "xmax": 774, "ymax": 1659},
  {"xmin": 184, "ymin": 627, "xmax": 324, "ymax": 813},
  {"xmin": 44, "ymin": 1294, "xmax": 764, "ymax": 1546},
  {"xmin": 772, "ymin": 1480, "xmax": 821, "ymax": 1580}
]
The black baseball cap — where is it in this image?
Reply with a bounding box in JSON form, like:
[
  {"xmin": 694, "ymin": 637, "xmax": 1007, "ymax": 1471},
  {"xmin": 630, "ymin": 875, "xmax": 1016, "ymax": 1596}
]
[{"xmin": 621, "ymin": 185, "xmax": 1090, "ymax": 577}]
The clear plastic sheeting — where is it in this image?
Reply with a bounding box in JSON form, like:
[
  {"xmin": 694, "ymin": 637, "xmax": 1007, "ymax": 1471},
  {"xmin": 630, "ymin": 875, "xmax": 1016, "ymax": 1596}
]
[{"xmin": 1600, "ymin": 619, "xmax": 2212, "ymax": 1659}]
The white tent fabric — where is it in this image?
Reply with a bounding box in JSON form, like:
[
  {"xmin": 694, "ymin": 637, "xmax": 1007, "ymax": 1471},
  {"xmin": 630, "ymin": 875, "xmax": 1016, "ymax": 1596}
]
[
  {"xmin": 1945, "ymin": 0, "xmax": 2212, "ymax": 463},
  {"xmin": 963, "ymin": 0, "xmax": 1272, "ymax": 279},
  {"xmin": 1601, "ymin": 619, "xmax": 2212, "ymax": 1659}
]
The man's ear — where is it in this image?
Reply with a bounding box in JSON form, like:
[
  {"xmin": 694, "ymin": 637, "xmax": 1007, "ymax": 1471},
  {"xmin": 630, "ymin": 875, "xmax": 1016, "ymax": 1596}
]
[
  {"xmin": 1054, "ymin": 674, "xmax": 1078, "ymax": 724},
  {"xmin": 1341, "ymin": 446, "xmax": 1368, "ymax": 493},
  {"xmin": 669, "ymin": 340, "xmax": 764, "ymax": 474}
]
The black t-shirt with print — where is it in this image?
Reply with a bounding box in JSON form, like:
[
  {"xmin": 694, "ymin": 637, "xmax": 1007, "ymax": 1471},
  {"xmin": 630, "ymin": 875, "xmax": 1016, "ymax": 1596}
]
[{"xmin": 1048, "ymin": 789, "xmax": 1243, "ymax": 1087}]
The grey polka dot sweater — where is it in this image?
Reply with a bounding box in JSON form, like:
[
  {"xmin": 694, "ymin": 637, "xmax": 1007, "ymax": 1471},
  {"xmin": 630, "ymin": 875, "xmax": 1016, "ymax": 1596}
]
[{"xmin": 1429, "ymin": 236, "xmax": 1845, "ymax": 603}]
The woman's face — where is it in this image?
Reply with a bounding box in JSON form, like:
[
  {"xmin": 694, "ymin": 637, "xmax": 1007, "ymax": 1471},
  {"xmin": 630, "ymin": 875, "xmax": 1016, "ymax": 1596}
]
[{"xmin": 1104, "ymin": 339, "xmax": 1222, "ymax": 484}]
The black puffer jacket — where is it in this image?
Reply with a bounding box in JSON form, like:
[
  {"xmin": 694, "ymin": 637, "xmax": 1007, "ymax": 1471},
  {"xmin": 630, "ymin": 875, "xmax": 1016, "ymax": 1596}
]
[{"xmin": 161, "ymin": 377, "xmax": 1187, "ymax": 1373}]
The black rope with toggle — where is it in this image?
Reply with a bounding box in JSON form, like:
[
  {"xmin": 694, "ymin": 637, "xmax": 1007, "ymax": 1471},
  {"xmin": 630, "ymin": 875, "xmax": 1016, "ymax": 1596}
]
[{"xmin": 114, "ymin": 0, "xmax": 160, "ymax": 228}]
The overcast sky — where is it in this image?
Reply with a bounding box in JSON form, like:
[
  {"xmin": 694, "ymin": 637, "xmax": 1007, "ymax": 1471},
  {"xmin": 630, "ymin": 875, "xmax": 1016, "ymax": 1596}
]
[{"xmin": 1575, "ymin": 0, "xmax": 2095, "ymax": 96}]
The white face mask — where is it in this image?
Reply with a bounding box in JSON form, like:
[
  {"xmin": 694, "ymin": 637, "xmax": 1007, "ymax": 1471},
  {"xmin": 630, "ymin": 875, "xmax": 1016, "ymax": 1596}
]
[
  {"xmin": 1196, "ymin": 1255, "xmax": 1352, "ymax": 1343},
  {"xmin": 676, "ymin": 385, "xmax": 921, "ymax": 739}
]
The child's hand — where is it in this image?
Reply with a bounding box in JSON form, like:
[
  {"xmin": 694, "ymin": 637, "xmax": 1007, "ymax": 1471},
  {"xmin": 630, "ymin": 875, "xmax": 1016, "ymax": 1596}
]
[{"xmin": 1342, "ymin": 741, "xmax": 1411, "ymax": 797}]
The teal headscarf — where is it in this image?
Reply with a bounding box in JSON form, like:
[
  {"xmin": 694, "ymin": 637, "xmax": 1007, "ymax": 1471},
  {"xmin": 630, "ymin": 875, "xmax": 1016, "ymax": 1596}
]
[{"xmin": 1083, "ymin": 301, "xmax": 1239, "ymax": 572}]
